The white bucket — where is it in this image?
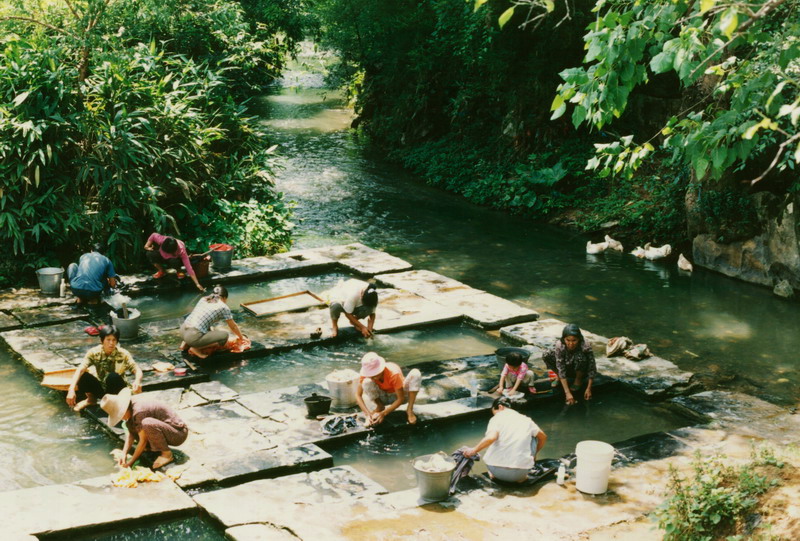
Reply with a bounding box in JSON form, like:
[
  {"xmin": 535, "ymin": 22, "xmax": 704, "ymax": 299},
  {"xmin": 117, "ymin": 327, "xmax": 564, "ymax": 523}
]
[
  {"xmin": 110, "ymin": 308, "xmax": 141, "ymax": 341},
  {"xmin": 575, "ymin": 440, "xmax": 614, "ymax": 494},
  {"xmin": 325, "ymin": 369, "xmax": 359, "ymax": 408},
  {"xmin": 413, "ymin": 453, "xmax": 456, "ymax": 502}
]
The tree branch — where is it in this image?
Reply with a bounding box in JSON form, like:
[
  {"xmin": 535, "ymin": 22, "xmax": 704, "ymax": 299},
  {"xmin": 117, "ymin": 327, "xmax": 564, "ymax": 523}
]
[
  {"xmin": 0, "ymin": 15, "xmax": 76, "ymax": 38},
  {"xmin": 749, "ymin": 132, "xmax": 800, "ymax": 185}
]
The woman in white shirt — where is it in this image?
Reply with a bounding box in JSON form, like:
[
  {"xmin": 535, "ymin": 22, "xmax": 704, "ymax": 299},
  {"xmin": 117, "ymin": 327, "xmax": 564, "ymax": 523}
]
[{"xmin": 464, "ymin": 397, "xmax": 547, "ymax": 483}]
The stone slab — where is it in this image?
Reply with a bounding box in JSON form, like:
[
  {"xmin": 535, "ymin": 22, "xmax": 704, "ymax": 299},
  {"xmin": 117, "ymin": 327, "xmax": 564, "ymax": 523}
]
[
  {"xmin": 0, "ymin": 287, "xmax": 74, "ymax": 311},
  {"xmin": 117, "ymin": 249, "xmax": 336, "ymax": 296},
  {"xmin": 194, "ymin": 466, "xmax": 387, "ymax": 534},
  {"xmin": 500, "ymin": 318, "xmax": 695, "ymax": 398},
  {"xmin": 204, "ymin": 443, "xmax": 333, "ymax": 487},
  {"xmin": 307, "ymin": 243, "xmax": 412, "ymax": 276},
  {"xmin": 226, "ymin": 524, "xmax": 298, "ymax": 541},
  {"xmin": 189, "ymin": 381, "xmax": 239, "ymax": 402},
  {"xmin": 0, "ymin": 311, "xmax": 22, "ymax": 331},
  {"xmin": 378, "ymin": 270, "xmax": 539, "ymax": 328},
  {"xmin": 11, "ymin": 304, "xmax": 90, "ymax": 328},
  {"xmin": 672, "ymin": 391, "xmax": 800, "ymax": 444},
  {"xmin": 0, "ymin": 475, "xmax": 195, "ymax": 537}
]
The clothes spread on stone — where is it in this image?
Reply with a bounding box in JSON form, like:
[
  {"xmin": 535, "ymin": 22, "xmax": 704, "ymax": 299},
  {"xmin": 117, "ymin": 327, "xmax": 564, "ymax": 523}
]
[
  {"xmin": 450, "ymin": 446, "xmax": 480, "ymax": 494},
  {"xmin": 320, "ymin": 414, "xmax": 360, "ymax": 435},
  {"xmin": 483, "ymin": 408, "xmax": 541, "ymax": 470},
  {"xmin": 184, "ymin": 297, "xmax": 233, "ymax": 334},
  {"xmin": 542, "ymin": 339, "xmax": 597, "ymax": 380},
  {"xmin": 78, "ymin": 345, "xmax": 137, "ymax": 383}
]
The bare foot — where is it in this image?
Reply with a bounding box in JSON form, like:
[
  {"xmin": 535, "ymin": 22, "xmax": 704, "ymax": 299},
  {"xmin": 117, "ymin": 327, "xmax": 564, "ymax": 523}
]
[
  {"xmin": 187, "ymin": 346, "xmax": 209, "ymax": 359},
  {"xmin": 407, "ymin": 411, "xmax": 417, "ymax": 425},
  {"xmin": 73, "ymin": 398, "xmax": 96, "ymax": 412},
  {"xmin": 179, "ymin": 341, "xmax": 188, "ymax": 351},
  {"xmin": 152, "ymin": 452, "xmax": 173, "ymax": 470}
]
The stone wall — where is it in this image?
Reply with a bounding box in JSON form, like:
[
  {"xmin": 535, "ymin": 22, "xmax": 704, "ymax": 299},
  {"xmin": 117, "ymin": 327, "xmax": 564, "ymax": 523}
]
[{"xmin": 692, "ymin": 191, "xmax": 800, "ymax": 298}]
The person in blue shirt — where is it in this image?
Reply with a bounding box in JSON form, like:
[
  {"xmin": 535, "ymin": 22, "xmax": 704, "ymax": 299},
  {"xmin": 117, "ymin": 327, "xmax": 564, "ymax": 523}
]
[{"xmin": 67, "ymin": 243, "xmax": 118, "ymax": 304}]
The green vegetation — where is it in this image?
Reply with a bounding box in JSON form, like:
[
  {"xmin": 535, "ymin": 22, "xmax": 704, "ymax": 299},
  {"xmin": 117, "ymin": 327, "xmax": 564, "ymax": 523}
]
[
  {"xmin": 655, "ymin": 448, "xmax": 786, "ymax": 540},
  {"xmin": 0, "ymin": 0, "xmax": 301, "ymax": 285},
  {"xmin": 313, "ymin": 0, "xmax": 800, "ymax": 250}
]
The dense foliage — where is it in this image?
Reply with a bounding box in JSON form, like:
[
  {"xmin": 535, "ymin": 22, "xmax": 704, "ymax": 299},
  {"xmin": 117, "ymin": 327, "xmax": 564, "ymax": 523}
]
[
  {"xmin": 552, "ymin": 0, "xmax": 800, "ymax": 188},
  {"xmin": 0, "ymin": 0, "xmax": 299, "ymax": 283}
]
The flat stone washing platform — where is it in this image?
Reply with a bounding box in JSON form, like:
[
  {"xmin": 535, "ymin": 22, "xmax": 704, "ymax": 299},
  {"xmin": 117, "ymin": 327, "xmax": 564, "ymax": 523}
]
[{"xmin": 2, "ymin": 243, "xmax": 795, "ymax": 539}]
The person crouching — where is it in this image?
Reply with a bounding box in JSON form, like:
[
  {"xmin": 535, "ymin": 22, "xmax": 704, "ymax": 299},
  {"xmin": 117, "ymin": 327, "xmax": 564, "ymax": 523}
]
[
  {"xmin": 101, "ymin": 388, "xmax": 188, "ymax": 470},
  {"xmin": 356, "ymin": 352, "xmax": 421, "ymax": 426}
]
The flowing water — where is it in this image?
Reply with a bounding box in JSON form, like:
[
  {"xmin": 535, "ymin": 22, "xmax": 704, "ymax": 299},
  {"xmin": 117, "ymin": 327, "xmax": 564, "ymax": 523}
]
[{"xmin": 0, "ymin": 56, "xmax": 797, "ymax": 537}]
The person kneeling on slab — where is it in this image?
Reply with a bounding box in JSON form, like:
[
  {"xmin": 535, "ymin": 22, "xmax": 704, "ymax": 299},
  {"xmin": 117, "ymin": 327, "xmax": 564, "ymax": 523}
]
[
  {"xmin": 356, "ymin": 352, "xmax": 421, "ymax": 426},
  {"xmin": 101, "ymin": 388, "xmax": 188, "ymax": 470}
]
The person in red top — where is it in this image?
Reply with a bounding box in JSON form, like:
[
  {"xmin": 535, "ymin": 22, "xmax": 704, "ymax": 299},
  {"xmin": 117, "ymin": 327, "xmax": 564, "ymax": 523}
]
[
  {"xmin": 144, "ymin": 232, "xmax": 204, "ymax": 292},
  {"xmin": 356, "ymin": 352, "xmax": 422, "ymax": 426}
]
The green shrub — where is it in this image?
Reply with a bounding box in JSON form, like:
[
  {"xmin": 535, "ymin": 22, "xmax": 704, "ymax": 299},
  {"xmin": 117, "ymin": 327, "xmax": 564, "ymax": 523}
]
[{"xmin": 655, "ymin": 449, "xmax": 782, "ymax": 540}]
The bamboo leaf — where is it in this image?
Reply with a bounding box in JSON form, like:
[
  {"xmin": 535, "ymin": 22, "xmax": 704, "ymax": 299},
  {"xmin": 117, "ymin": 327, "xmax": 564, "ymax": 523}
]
[{"xmin": 498, "ymin": 7, "xmax": 515, "ymax": 29}]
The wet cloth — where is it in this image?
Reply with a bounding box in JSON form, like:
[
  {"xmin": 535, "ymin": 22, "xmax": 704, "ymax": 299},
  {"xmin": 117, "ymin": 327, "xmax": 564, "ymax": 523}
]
[
  {"xmin": 78, "ymin": 345, "xmax": 138, "ymax": 383},
  {"xmin": 68, "ymin": 252, "xmax": 117, "ymax": 293},
  {"xmin": 320, "ymin": 414, "xmax": 360, "ymax": 436},
  {"xmin": 328, "ymin": 279, "xmax": 375, "ymax": 317},
  {"xmin": 361, "ymin": 364, "xmax": 421, "ymax": 404},
  {"xmin": 483, "ymin": 408, "xmax": 540, "ymax": 470},
  {"xmin": 146, "ymin": 233, "xmax": 195, "ymax": 277},
  {"xmin": 126, "ymin": 397, "xmax": 188, "ymax": 453},
  {"xmin": 450, "ymin": 447, "xmax": 480, "ymax": 494},
  {"xmin": 542, "ymin": 340, "xmax": 597, "ymax": 380}
]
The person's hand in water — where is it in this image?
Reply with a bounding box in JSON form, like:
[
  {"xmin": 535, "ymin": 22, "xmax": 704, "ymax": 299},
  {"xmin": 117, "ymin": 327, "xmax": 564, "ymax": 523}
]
[
  {"xmin": 584, "ymin": 387, "xmax": 592, "ymax": 401},
  {"xmin": 565, "ymin": 392, "xmax": 577, "ymax": 406}
]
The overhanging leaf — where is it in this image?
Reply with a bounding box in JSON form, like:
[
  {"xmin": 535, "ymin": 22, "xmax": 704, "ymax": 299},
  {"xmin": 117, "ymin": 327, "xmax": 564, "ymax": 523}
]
[
  {"xmin": 498, "ymin": 7, "xmax": 515, "ymax": 29},
  {"xmin": 719, "ymin": 8, "xmax": 738, "ymax": 40}
]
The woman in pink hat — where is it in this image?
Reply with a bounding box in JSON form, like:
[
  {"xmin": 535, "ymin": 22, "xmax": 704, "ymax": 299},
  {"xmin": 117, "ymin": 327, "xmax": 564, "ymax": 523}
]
[{"xmin": 355, "ymin": 352, "xmax": 422, "ymax": 426}]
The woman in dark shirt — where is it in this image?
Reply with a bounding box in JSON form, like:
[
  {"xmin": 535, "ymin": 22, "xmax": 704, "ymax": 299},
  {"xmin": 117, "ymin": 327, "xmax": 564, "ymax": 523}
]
[
  {"xmin": 542, "ymin": 323, "xmax": 597, "ymax": 406},
  {"xmin": 101, "ymin": 388, "xmax": 188, "ymax": 469}
]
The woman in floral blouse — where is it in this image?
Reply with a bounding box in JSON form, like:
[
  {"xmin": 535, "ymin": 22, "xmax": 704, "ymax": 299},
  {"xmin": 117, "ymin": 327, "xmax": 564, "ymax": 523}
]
[{"xmin": 542, "ymin": 323, "xmax": 597, "ymax": 406}]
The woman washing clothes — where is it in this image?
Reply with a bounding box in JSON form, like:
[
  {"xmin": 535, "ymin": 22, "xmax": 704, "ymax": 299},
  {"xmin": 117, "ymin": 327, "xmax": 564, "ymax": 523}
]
[
  {"xmin": 144, "ymin": 232, "xmax": 204, "ymax": 292},
  {"xmin": 66, "ymin": 325, "xmax": 143, "ymax": 412},
  {"xmin": 180, "ymin": 285, "xmax": 246, "ymax": 358},
  {"xmin": 101, "ymin": 388, "xmax": 188, "ymax": 469},
  {"xmin": 542, "ymin": 323, "xmax": 597, "ymax": 406}
]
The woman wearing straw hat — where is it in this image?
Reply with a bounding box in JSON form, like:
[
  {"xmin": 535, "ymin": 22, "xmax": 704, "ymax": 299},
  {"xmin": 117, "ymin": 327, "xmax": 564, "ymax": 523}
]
[
  {"xmin": 355, "ymin": 352, "xmax": 422, "ymax": 426},
  {"xmin": 101, "ymin": 389, "xmax": 188, "ymax": 470}
]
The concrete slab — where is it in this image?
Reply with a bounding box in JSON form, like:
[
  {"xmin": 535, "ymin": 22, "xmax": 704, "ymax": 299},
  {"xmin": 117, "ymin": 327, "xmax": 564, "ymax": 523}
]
[
  {"xmin": 0, "ymin": 311, "xmax": 22, "ymax": 331},
  {"xmin": 194, "ymin": 466, "xmax": 387, "ymax": 535},
  {"xmin": 117, "ymin": 249, "xmax": 336, "ymax": 296},
  {"xmin": 672, "ymin": 391, "xmax": 800, "ymax": 444},
  {"xmin": 0, "ymin": 287, "xmax": 74, "ymax": 311},
  {"xmin": 500, "ymin": 318, "xmax": 696, "ymax": 399},
  {"xmin": 377, "ymin": 270, "xmax": 537, "ymax": 328},
  {"xmin": 307, "ymin": 243, "xmax": 412, "ymax": 276},
  {"xmin": 226, "ymin": 524, "xmax": 298, "ymax": 541},
  {"xmin": 11, "ymin": 304, "xmax": 90, "ymax": 328},
  {"xmin": 0, "ymin": 475, "xmax": 195, "ymax": 537},
  {"xmin": 189, "ymin": 381, "xmax": 239, "ymax": 402}
]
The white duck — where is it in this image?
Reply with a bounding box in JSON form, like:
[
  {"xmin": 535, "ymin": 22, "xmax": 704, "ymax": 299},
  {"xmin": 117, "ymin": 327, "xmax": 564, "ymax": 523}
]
[
  {"xmin": 644, "ymin": 243, "xmax": 672, "ymax": 260},
  {"xmin": 604, "ymin": 234, "xmax": 623, "ymax": 252},
  {"xmin": 586, "ymin": 240, "xmax": 608, "ymax": 254},
  {"xmin": 630, "ymin": 246, "xmax": 646, "ymax": 258},
  {"xmin": 678, "ymin": 253, "xmax": 693, "ymax": 272}
]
